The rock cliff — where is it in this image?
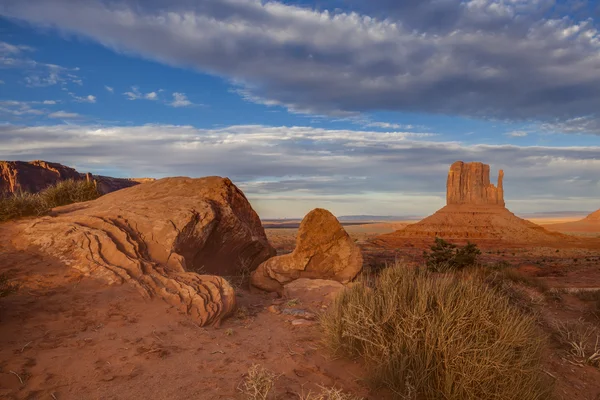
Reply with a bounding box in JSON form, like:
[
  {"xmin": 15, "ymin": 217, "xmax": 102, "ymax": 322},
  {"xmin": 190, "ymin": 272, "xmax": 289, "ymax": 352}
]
[{"xmin": 446, "ymin": 161, "xmax": 504, "ymax": 206}]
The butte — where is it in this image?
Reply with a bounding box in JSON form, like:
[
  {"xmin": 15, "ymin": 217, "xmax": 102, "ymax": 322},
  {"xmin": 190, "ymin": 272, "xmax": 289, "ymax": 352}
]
[{"xmin": 376, "ymin": 161, "xmax": 569, "ymax": 247}]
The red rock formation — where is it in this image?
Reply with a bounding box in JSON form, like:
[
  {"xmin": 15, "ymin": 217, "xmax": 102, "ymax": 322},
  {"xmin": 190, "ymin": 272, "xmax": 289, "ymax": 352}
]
[
  {"xmin": 544, "ymin": 209, "xmax": 600, "ymax": 233},
  {"xmin": 377, "ymin": 161, "xmax": 568, "ymax": 244},
  {"xmin": 1, "ymin": 160, "xmax": 81, "ymax": 194},
  {"xmin": 0, "ymin": 160, "xmax": 154, "ymax": 195},
  {"xmin": 13, "ymin": 177, "xmax": 276, "ymax": 326},
  {"xmin": 251, "ymin": 208, "xmax": 362, "ymax": 292},
  {"xmin": 446, "ymin": 161, "xmax": 505, "ymax": 206}
]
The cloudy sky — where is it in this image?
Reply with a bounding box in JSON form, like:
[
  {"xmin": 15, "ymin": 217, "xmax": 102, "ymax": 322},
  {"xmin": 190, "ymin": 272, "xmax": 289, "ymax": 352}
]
[{"xmin": 1, "ymin": 0, "xmax": 600, "ymax": 218}]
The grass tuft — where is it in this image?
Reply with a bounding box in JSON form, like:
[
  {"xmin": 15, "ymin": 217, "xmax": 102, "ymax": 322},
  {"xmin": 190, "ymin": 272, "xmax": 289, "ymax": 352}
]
[
  {"xmin": 239, "ymin": 364, "xmax": 278, "ymax": 400},
  {"xmin": 321, "ymin": 262, "xmax": 552, "ymax": 400},
  {"xmin": 0, "ymin": 179, "xmax": 100, "ymax": 222},
  {"xmin": 298, "ymin": 386, "xmax": 363, "ymax": 400}
]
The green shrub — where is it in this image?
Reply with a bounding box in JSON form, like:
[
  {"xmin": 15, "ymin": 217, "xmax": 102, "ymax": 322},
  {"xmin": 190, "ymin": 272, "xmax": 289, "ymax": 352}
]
[
  {"xmin": 424, "ymin": 237, "xmax": 481, "ymax": 271},
  {"xmin": 321, "ymin": 263, "xmax": 551, "ymax": 400},
  {"xmin": 0, "ymin": 180, "xmax": 100, "ymax": 222}
]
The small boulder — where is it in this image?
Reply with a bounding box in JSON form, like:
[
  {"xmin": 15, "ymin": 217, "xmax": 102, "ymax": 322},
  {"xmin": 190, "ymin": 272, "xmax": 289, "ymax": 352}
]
[{"xmin": 250, "ymin": 208, "xmax": 362, "ymax": 292}]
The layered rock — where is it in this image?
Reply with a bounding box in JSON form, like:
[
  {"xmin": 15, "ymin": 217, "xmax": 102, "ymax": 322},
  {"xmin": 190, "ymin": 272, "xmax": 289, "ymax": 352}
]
[
  {"xmin": 447, "ymin": 161, "xmax": 504, "ymax": 206},
  {"xmin": 14, "ymin": 177, "xmax": 276, "ymax": 326},
  {"xmin": 377, "ymin": 161, "xmax": 567, "ymax": 244},
  {"xmin": 251, "ymin": 208, "xmax": 362, "ymax": 292},
  {"xmin": 0, "ymin": 160, "xmax": 152, "ymax": 196}
]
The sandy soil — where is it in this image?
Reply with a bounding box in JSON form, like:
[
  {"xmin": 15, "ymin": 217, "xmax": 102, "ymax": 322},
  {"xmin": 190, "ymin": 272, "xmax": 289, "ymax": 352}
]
[
  {"xmin": 2, "ymin": 219, "xmax": 600, "ymax": 399},
  {"xmin": 0, "ymin": 222, "xmax": 379, "ymax": 400}
]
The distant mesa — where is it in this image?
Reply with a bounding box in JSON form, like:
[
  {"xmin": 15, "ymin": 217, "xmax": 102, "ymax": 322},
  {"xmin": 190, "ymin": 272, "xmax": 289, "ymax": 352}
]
[
  {"xmin": 377, "ymin": 161, "xmax": 567, "ymax": 244},
  {"xmin": 0, "ymin": 160, "xmax": 153, "ymax": 196},
  {"xmin": 544, "ymin": 208, "xmax": 600, "ymax": 233},
  {"xmin": 13, "ymin": 176, "xmax": 276, "ymax": 326},
  {"xmin": 251, "ymin": 208, "xmax": 363, "ymax": 293}
]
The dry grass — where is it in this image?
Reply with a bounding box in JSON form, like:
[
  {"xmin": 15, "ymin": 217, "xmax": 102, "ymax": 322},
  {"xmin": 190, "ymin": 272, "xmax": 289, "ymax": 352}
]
[
  {"xmin": 239, "ymin": 364, "xmax": 278, "ymax": 400},
  {"xmin": 0, "ymin": 180, "xmax": 100, "ymax": 222},
  {"xmin": 298, "ymin": 386, "xmax": 363, "ymax": 400},
  {"xmin": 552, "ymin": 320, "xmax": 600, "ymax": 368},
  {"xmin": 321, "ymin": 263, "xmax": 552, "ymax": 400},
  {"xmin": 574, "ymin": 290, "xmax": 600, "ymax": 320}
]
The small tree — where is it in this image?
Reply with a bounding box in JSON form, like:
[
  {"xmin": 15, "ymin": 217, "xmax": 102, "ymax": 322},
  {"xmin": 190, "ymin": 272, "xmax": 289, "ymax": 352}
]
[{"xmin": 424, "ymin": 237, "xmax": 481, "ymax": 271}]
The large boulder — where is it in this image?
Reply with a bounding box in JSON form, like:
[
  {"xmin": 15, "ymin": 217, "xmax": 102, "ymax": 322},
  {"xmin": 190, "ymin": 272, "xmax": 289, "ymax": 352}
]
[
  {"xmin": 251, "ymin": 208, "xmax": 363, "ymax": 292},
  {"xmin": 14, "ymin": 176, "xmax": 276, "ymax": 326}
]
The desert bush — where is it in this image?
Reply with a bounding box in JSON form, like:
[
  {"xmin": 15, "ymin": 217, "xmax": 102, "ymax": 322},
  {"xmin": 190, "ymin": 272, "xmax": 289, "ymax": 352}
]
[
  {"xmin": 38, "ymin": 179, "xmax": 100, "ymax": 209},
  {"xmin": 0, "ymin": 180, "xmax": 100, "ymax": 222},
  {"xmin": 321, "ymin": 263, "xmax": 551, "ymax": 400},
  {"xmin": 552, "ymin": 320, "xmax": 600, "ymax": 367},
  {"xmin": 423, "ymin": 237, "xmax": 481, "ymax": 271},
  {"xmin": 238, "ymin": 364, "xmax": 278, "ymax": 400}
]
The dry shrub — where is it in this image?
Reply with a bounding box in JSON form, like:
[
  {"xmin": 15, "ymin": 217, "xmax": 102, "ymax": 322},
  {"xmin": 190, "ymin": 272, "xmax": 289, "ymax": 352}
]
[
  {"xmin": 552, "ymin": 320, "xmax": 600, "ymax": 367},
  {"xmin": 298, "ymin": 386, "xmax": 362, "ymax": 400},
  {"xmin": 0, "ymin": 180, "xmax": 100, "ymax": 222},
  {"xmin": 239, "ymin": 364, "xmax": 278, "ymax": 400},
  {"xmin": 321, "ymin": 263, "xmax": 552, "ymax": 400}
]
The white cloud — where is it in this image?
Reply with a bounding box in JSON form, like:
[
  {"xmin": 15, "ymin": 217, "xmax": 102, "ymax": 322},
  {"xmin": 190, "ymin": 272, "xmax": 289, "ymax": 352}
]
[
  {"xmin": 0, "ymin": 41, "xmax": 33, "ymax": 55},
  {"xmin": 42, "ymin": 100, "xmax": 57, "ymax": 105},
  {"xmin": 124, "ymin": 86, "xmax": 159, "ymax": 101},
  {"xmin": 0, "ymin": 122, "xmax": 598, "ymax": 217},
  {"xmin": 105, "ymin": 85, "xmax": 114, "ymax": 93},
  {"xmin": 3, "ymin": 1, "xmax": 600, "ymax": 132},
  {"xmin": 48, "ymin": 111, "xmax": 80, "ymax": 119},
  {"xmin": 170, "ymin": 92, "xmax": 192, "ymax": 107},
  {"xmin": 505, "ymin": 130, "xmax": 529, "ymax": 137},
  {"xmin": 69, "ymin": 93, "xmax": 96, "ymax": 103},
  {"xmin": 0, "ymin": 80, "xmax": 4, "ymax": 84}
]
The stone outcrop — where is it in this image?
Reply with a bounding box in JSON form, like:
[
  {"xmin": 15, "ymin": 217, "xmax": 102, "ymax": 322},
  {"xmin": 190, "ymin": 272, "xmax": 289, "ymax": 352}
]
[
  {"xmin": 14, "ymin": 176, "xmax": 276, "ymax": 326},
  {"xmin": 250, "ymin": 208, "xmax": 362, "ymax": 292},
  {"xmin": 377, "ymin": 161, "xmax": 569, "ymax": 244},
  {"xmin": 447, "ymin": 161, "xmax": 504, "ymax": 206},
  {"xmin": 0, "ymin": 160, "xmax": 153, "ymax": 196},
  {"xmin": 1, "ymin": 160, "xmax": 81, "ymax": 194}
]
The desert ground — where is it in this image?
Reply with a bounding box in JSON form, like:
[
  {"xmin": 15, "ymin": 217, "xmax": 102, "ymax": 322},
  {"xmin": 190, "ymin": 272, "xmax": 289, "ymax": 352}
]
[{"xmin": 1, "ymin": 162, "xmax": 600, "ymax": 400}]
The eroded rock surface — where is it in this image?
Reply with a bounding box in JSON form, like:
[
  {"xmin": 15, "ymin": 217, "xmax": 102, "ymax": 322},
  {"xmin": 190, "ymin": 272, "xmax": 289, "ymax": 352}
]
[
  {"xmin": 447, "ymin": 161, "xmax": 504, "ymax": 206},
  {"xmin": 14, "ymin": 176, "xmax": 275, "ymax": 326},
  {"xmin": 0, "ymin": 160, "xmax": 153, "ymax": 195},
  {"xmin": 251, "ymin": 208, "xmax": 362, "ymax": 292}
]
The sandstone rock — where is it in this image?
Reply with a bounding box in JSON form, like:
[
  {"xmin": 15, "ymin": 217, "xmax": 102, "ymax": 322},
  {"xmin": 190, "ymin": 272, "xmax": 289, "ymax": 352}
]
[
  {"xmin": 378, "ymin": 161, "xmax": 570, "ymax": 244},
  {"xmin": 1, "ymin": 160, "xmax": 81, "ymax": 194},
  {"xmin": 0, "ymin": 160, "xmax": 154, "ymax": 196},
  {"xmin": 251, "ymin": 208, "xmax": 362, "ymax": 292},
  {"xmin": 283, "ymin": 278, "xmax": 345, "ymax": 306},
  {"xmin": 447, "ymin": 161, "xmax": 504, "ymax": 206},
  {"xmin": 290, "ymin": 319, "xmax": 316, "ymax": 327},
  {"xmin": 14, "ymin": 176, "xmax": 276, "ymax": 326}
]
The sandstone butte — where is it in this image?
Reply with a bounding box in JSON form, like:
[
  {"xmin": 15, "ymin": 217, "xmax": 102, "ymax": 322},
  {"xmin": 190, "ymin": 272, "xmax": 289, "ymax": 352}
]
[
  {"xmin": 250, "ymin": 208, "xmax": 363, "ymax": 293},
  {"xmin": 377, "ymin": 161, "xmax": 569, "ymax": 243},
  {"xmin": 12, "ymin": 177, "xmax": 276, "ymax": 327},
  {"xmin": 0, "ymin": 160, "xmax": 153, "ymax": 195}
]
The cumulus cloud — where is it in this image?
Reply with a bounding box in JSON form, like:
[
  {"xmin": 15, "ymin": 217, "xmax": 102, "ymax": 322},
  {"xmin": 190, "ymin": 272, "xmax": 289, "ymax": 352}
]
[
  {"xmin": 170, "ymin": 92, "xmax": 192, "ymax": 107},
  {"xmin": 3, "ymin": 0, "xmax": 600, "ymax": 132},
  {"xmin": 0, "ymin": 122, "xmax": 598, "ymax": 217}
]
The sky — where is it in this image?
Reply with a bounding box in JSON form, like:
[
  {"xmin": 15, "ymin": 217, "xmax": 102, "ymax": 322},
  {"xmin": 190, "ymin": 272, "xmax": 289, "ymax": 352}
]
[{"xmin": 1, "ymin": 0, "xmax": 600, "ymax": 219}]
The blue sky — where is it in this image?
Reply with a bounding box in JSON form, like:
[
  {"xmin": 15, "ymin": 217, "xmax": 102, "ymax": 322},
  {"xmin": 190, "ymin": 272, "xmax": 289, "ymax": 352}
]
[{"xmin": 1, "ymin": 0, "xmax": 600, "ymax": 218}]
